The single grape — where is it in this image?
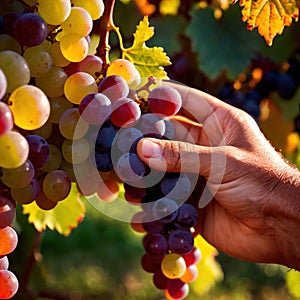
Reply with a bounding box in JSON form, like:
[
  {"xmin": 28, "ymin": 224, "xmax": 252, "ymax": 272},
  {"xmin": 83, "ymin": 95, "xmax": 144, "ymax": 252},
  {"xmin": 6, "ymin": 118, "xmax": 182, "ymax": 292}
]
[
  {"xmin": 71, "ymin": 0, "xmax": 104, "ymax": 20},
  {"xmin": 168, "ymin": 229, "xmax": 194, "ymax": 255},
  {"xmin": 40, "ymin": 144, "xmax": 62, "ymax": 172},
  {"xmin": 166, "ymin": 278, "xmax": 189, "ymax": 300},
  {"xmin": 0, "ymin": 50, "xmax": 30, "ymax": 92},
  {"xmin": 0, "ymin": 256, "xmax": 9, "ymax": 270},
  {"xmin": 38, "ymin": 0, "xmax": 71, "ymax": 25},
  {"xmin": 12, "ymin": 13, "xmax": 48, "ymax": 47},
  {"xmin": 148, "ymin": 85, "xmax": 182, "ymax": 116},
  {"xmin": 153, "ymin": 268, "xmax": 168, "ymax": 290},
  {"xmin": 98, "ymin": 75, "xmax": 129, "ymax": 103},
  {"xmin": 0, "ymin": 33, "xmax": 21, "ymax": 54},
  {"xmin": 35, "ymin": 190, "xmax": 57, "ymax": 210},
  {"xmin": 111, "ymin": 97, "xmax": 141, "ymax": 128},
  {"xmin": 35, "ymin": 66, "xmax": 68, "ymax": 98},
  {"xmin": 1, "ymin": 160, "xmax": 35, "ymax": 189},
  {"xmin": 180, "ymin": 264, "xmax": 198, "ymax": 283},
  {"xmin": 0, "ymin": 102, "xmax": 13, "ymax": 136},
  {"xmin": 175, "ymin": 203, "xmax": 198, "ymax": 229},
  {"xmin": 95, "ymin": 121, "xmax": 118, "ymax": 149},
  {"xmin": 0, "ymin": 196, "xmax": 15, "ymax": 228},
  {"xmin": 0, "ymin": 226, "xmax": 18, "ymax": 256},
  {"xmin": 0, "ymin": 68, "xmax": 7, "ymax": 100},
  {"xmin": 43, "ymin": 170, "xmax": 71, "ymax": 202},
  {"xmin": 277, "ymin": 73, "xmax": 298, "ymax": 99},
  {"xmin": 10, "ymin": 177, "xmax": 39, "ymax": 205},
  {"xmin": 25, "ymin": 135, "xmax": 49, "ymax": 169},
  {"xmin": 182, "ymin": 247, "xmax": 202, "ymax": 266},
  {"xmin": 143, "ymin": 233, "xmax": 168, "ymax": 256},
  {"xmin": 152, "ymin": 197, "xmax": 178, "ymax": 224},
  {"xmin": 9, "ymin": 85, "xmax": 50, "ymax": 130},
  {"xmin": 48, "ymin": 96, "xmax": 73, "ymax": 124},
  {"xmin": 64, "ymin": 72, "xmax": 98, "ymax": 105},
  {"xmin": 94, "ymin": 148, "xmax": 113, "ymax": 172},
  {"xmin": 32, "ymin": 122, "xmax": 53, "ymax": 139},
  {"xmin": 141, "ymin": 253, "xmax": 164, "ymax": 273},
  {"xmin": 62, "ymin": 138, "xmax": 90, "ymax": 164},
  {"xmin": 79, "ymin": 93, "xmax": 112, "ymax": 125},
  {"xmin": 0, "ymin": 131, "xmax": 29, "ymax": 169},
  {"xmin": 161, "ymin": 253, "xmax": 186, "ymax": 279},
  {"xmin": 0, "ymin": 270, "xmax": 19, "ymax": 299},
  {"xmin": 115, "ymin": 127, "xmax": 143, "ymax": 154},
  {"xmin": 137, "ymin": 113, "xmax": 166, "ymax": 138},
  {"xmin": 59, "ymin": 107, "xmax": 89, "ymax": 140},
  {"xmin": 116, "ymin": 152, "xmax": 147, "ymax": 182},
  {"xmin": 60, "ymin": 33, "xmax": 89, "ymax": 63},
  {"xmin": 50, "ymin": 42, "xmax": 70, "ymax": 68}
]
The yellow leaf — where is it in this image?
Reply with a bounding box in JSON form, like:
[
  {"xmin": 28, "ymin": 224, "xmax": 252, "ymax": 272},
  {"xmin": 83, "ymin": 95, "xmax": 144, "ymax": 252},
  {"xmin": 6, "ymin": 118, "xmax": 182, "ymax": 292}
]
[
  {"xmin": 132, "ymin": 16, "xmax": 154, "ymax": 49},
  {"xmin": 286, "ymin": 269, "xmax": 300, "ymax": 298},
  {"xmin": 22, "ymin": 183, "xmax": 86, "ymax": 236},
  {"xmin": 238, "ymin": 0, "xmax": 299, "ymax": 45}
]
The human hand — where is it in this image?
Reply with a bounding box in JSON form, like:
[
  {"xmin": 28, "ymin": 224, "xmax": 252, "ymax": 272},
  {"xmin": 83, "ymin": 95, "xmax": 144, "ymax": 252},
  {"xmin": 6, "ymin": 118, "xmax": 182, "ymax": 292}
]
[{"xmin": 137, "ymin": 81, "xmax": 300, "ymax": 269}]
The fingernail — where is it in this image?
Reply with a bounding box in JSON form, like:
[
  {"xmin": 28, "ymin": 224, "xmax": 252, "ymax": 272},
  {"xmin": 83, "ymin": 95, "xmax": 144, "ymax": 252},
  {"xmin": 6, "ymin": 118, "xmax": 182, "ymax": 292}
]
[{"xmin": 140, "ymin": 139, "xmax": 162, "ymax": 158}]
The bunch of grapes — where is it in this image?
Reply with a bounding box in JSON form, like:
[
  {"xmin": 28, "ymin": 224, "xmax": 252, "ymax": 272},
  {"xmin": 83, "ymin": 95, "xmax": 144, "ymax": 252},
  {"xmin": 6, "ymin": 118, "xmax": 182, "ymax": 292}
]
[{"xmin": 0, "ymin": 0, "xmax": 204, "ymax": 299}]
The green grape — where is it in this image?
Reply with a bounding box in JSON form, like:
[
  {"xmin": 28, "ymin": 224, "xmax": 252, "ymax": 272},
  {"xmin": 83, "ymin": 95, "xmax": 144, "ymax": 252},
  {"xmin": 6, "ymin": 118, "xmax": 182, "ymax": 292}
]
[
  {"xmin": 40, "ymin": 144, "xmax": 62, "ymax": 172},
  {"xmin": 59, "ymin": 107, "xmax": 89, "ymax": 140},
  {"xmin": 9, "ymin": 85, "xmax": 50, "ymax": 130},
  {"xmin": 10, "ymin": 178, "xmax": 39, "ymax": 205},
  {"xmin": 106, "ymin": 59, "xmax": 140, "ymax": 86},
  {"xmin": 0, "ymin": 34, "xmax": 21, "ymax": 54},
  {"xmin": 0, "ymin": 131, "xmax": 29, "ymax": 169},
  {"xmin": 43, "ymin": 170, "xmax": 71, "ymax": 202},
  {"xmin": 38, "ymin": 0, "xmax": 71, "ymax": 25},
  {"xmin": 71, "ymin": 0, "xmax": 104, "ymax": 20},
  {"xmin": 23, "ymin": 45, "xmax": 53, "ymax": 77},
  {"xmin": 50, "ymin": 42, "xmax": 70, "ymax": 67},
  {"xmin": 0, "ymin": 50, "xmax": 30, "ymax": 93},
  {"xmin": 60, "ymin": 33, "xmax": 89, "ymax": 63},
  {"xmin": 64, "ymin": 72, "xmax": 98, "ymax": 104},
  {"xmin": 62, "ymin": 138, "xmax": 90, "ymax": 164},
  {"xmin": 161, "ymin": 253, "xmax": 187, "ymax": 279},
  {"xmin": 1, "ymin": 160, "xmax": 35, "ymax": 188},
  {"xmin": 35, "ymin": 66, "xmax": 68, "ymax": 98},
  {"xmin": 32, "ymin": 122, "xmax": 53, "ymax": 139},
  {"xmin": 48, "ymin": 96, "xmax": 73, "ymax": 124},
  {"xmin": 61, "ymin": 7, "xmax": 93, "ymax": 37}
]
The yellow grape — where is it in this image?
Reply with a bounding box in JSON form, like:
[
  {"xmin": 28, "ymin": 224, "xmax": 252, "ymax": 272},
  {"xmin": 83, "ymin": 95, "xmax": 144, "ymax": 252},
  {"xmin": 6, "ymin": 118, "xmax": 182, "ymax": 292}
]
[
  {"xmin": 61, "ymin": 7, "xmax": 93, "ymax": 37},
  {"xmin": 0, "ymin": 34, "xmax": 22, "ymax": 54},
  {"xmin": 106, "ymin": 59, "xmax": 141, "ymax": 86},
  {"xmin": 50, "ymin": 42, "xmax": 70, "ymax": 67},
  {"xmin": 62, "ymin": 138, "xmax": 90, "ymax": 164},
  {"xmin": 60, "ymin": 33, "xmax": 89, "ymax": 63},
  {"xmin": 23, "ymin": 45, "xmax": 53, "ymax": 77},
  {"xmin": 72, "ymin": 0, "xmax": 104, "ymax": 20},
  {"xmin": 59, "ymin": 107, "xmax": 89, "ymax": 140},
  {"xmin": 64, "ymin": 72, "xmax": 98, "ymax": 104},
  {"xmin": 9, "ymin": 85, "xmax": 50, "ymax": 130},
  {"xmin": 38, "ymin": 0, "xmax": 71, "ymax": 25},
  {"xmin": 0, "ymin": 50, "xmax": 30, "ymax": 93},
  {"xmin": 35, "ymin": 66, "xmax": 68, "ymax": 98},
  {"xmin": 161, "ymin": 253, "xmax": 187, "ymax": 279},
  {"xmin": 0, "ymin": 131, "xmax": 29, "ymax": 169}
]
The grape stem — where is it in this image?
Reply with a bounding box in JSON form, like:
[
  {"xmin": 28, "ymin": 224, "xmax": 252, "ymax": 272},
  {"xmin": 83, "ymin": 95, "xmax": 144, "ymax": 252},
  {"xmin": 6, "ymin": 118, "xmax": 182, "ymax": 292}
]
[{"xmin": 96, "ymin": 0, "xmax": 125, "ymax": 75}]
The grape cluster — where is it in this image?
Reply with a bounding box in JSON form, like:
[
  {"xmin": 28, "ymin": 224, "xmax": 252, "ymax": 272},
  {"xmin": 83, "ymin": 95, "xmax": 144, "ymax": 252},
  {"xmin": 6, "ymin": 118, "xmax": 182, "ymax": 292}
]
[
  {"xmin": 0, "ymin": 195, "xmax": 19, "ymax": 299},
  {"xmin": 0, "ymin": 1, "xmax": 204, "ymax": 299}
]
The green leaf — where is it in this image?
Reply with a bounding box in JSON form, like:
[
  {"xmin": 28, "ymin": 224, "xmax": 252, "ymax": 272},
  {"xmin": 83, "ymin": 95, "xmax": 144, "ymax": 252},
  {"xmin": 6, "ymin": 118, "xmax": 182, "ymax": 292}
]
[
  {"xmin": 148, "ymin": 15, "xmax": 187, "ymax": 56},
  {"xmin": 185, "ymin": 5, "xmax": 263, "ymax": 80},
  {"xmin": 286, "ymin": 269, "xmax": 300, "ymax": 298},
  {"xmin": 22, "ymin": 184, "xmax": 86, "ymax": 236},
  {"xmin": 123, "ymin": 16, "xmax": 171, "ymax": 79}
]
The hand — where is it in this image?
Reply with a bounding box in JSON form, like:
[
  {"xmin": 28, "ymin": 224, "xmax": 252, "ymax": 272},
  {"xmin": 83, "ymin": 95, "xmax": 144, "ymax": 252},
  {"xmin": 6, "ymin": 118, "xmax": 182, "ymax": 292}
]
[{"xmin": 137, "ymin": 81, "xmax": 300, "ymax": 270}]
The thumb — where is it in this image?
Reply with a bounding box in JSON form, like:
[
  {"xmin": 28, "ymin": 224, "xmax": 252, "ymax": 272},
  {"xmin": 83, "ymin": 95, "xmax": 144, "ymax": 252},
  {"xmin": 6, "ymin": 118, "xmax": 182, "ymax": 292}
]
[{"xmin": 137, "ymin": 137, "xmax": 220, "ymax": 177}]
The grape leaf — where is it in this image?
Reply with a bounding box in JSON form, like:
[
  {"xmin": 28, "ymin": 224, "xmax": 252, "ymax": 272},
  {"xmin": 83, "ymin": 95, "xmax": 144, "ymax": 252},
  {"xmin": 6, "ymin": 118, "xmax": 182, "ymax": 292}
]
[
  {"xmin": 191, "ymin": 235, "xmax": 223, "ymax": 295},
  {"xmin": 123, "ymin": 16, "xmax": 171, "ymax": 79},
  {"xmin": 286, "ymin": 269, "xmax": 300, "ymax": 298},
  {"xmin": 185, "ymin": 6, "xmax": 263, "ymax": 80},
  {"xmin": 237, "ymin": 0, "xmax": 299, "ymax": 46},
  {"xmin": 22, "ymin": 184, "xmax": 86, "ymax": 236}
]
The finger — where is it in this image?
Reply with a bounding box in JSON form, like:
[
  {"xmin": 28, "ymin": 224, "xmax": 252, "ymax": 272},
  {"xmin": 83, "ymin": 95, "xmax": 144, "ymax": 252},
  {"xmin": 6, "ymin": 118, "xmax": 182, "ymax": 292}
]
[{"xmin": 136, "ymin": 137, "xmax": 227, "ymax": 180}]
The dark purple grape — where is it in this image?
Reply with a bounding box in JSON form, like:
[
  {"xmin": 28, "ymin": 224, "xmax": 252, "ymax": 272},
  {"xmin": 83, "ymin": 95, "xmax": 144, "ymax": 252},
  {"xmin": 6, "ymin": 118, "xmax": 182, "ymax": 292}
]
[
  {"xmin": 142, "ymin": 215, "xmax": 164, "ymax": 234},
  {"xmin": 115, "ymin": 127, "xmax": 143, "ymax": 153},
  {"xmin": 152, "ymin": 197, "xmax": 178, "ymax": 224},
  {"xmin": 242, "ymin": 99, "xmax": 260, "ymax": 122},
  {"xmin": 94, "ymin": 149, "xmax": 113, "ymax": 172},
  {"xmin": 175, "ymin": 203, "xmax": 198, "ymax": 229},
  {"xmin": 3, "ymin": 13, "xmax": 21, "ymax": 35},
  {"xmin": 95, "ymin": 121, "xmax": 118, "ymax": 149},
  {"xmin": 13, "ymin": 13, "xmax": 48, "ymax": 47},
  {"xmin": 0, "ymin": 196, "xmax": 15, "ymax": 228},
  {"xmin": 25, "ymin": 135, "xmax": 49, "ymax": 169},
  {"xmin": 141, "ymin": 253, "xmax": 164, "ymax": 273},
  {"xmin": 116, "ymin": 152, "xmax": 147, "ymax": 182},
  {"xmin": 124, "ymin": 183, "xmax": 147, "ymax": 199},
  {"xmin": 167, "ymin": 278, "xmax": 189, "ymax": 299},
  {"xmin": 277, "ymin": 73, "xmax": 298, "ymax": 99},
  {"xmin": 143, "ymin": 233, "xmax": 168, "ymax": 256},
  {"xmin": 168, "ymin": 229, "xmax": 194, "ymax": 255},
  {"xmin": 153, "ymin": 269, "xmax": 168, "ymax": 290},
  {"xmin": 137, "ymin": 113, "xmax": 166, "ymax": 138}
]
